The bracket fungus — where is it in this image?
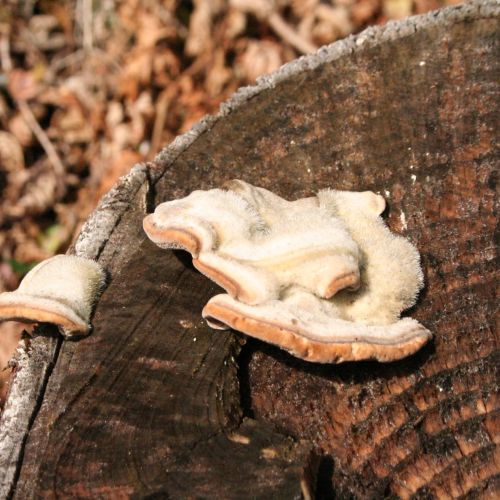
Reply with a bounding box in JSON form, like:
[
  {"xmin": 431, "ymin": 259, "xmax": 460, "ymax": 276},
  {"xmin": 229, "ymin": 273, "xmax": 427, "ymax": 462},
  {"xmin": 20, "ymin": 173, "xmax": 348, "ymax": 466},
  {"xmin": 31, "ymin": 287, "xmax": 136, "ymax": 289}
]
[
  {"xmin": 0, "ymin": 255, "xmax": 105, "ymax": 337},
  {"xmin": 144, "ymin": 180, "xmax": 432, "ymax": 363}
]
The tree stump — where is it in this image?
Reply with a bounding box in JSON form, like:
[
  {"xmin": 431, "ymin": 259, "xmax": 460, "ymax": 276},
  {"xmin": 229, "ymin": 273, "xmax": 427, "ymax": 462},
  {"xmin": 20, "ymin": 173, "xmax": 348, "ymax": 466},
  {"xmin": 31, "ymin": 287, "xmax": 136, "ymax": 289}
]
[{"xmin": 1, "ymin": 1, "xmax": 498, "ymax": 497}]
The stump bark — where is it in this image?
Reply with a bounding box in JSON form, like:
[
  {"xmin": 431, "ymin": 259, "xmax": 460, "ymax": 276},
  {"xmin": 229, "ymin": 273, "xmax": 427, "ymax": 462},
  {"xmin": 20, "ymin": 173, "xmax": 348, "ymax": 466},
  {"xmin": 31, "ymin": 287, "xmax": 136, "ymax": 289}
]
[{"xmin": 1, "ymin": 1, "xmax": 498, "ymax": 498}]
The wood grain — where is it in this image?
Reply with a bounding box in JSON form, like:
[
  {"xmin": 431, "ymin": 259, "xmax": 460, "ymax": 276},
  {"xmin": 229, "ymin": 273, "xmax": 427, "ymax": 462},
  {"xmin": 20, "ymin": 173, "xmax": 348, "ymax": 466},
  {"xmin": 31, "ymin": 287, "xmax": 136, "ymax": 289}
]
[{"xmin": 1, "ymin": 2, "xmax": 498, "ymax": 498}]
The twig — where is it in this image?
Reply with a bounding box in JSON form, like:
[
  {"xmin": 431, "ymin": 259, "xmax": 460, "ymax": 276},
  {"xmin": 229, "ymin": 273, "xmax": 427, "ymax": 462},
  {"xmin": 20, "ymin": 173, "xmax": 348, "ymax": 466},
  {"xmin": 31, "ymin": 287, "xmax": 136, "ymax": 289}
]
[
  {"xmin": 230, "ymin": 0, "xmax": 317, "ymax": 55},
  {"xmin": 184, "ymin": 52, "xmax": 211, "ymax": 77},
  {"xmin": 17, "ymin": 100, "xmax": 66, "ymax": 197},
  {"xmin": 0, "ymin": 29, "xmax": 12, "ymax": 73},
  {"xmin": 82, "ymin": 0, "xmax": 93, "ymax": 51},
  {"xmin": 268, "ymin": 12, "xmax": 318, "ymax": 54},
  {"xmin": 51, "ymin": 49, "xmax": 84, "ymax": 73},
  {"xmin": 150, "ymin": 86, "xmax": 177, "ymax": 159}
]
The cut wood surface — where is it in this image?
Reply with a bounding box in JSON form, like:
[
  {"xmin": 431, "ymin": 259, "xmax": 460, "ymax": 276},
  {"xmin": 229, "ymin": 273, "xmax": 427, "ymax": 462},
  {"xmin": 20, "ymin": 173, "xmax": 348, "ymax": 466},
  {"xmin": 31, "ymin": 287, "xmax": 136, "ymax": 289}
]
[{"xmin": 1, "ymin": 1, "xmax": 498, "ymax": 498}]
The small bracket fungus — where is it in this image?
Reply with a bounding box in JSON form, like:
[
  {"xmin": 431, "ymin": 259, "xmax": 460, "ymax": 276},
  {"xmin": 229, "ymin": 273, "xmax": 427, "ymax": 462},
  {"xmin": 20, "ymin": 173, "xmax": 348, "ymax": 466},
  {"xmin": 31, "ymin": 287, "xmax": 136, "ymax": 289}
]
[
  {"xmin": 144, "ymin": 181, "xmax": 432, "ymax": 363},
  {"xmin": 0, "ymin": 255, "xmax": 105, "ymax": 337}
]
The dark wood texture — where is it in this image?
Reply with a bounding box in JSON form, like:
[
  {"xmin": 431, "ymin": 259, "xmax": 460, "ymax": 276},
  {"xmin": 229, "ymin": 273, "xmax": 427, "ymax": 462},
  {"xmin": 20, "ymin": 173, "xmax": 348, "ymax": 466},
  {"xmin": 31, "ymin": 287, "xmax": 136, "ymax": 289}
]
[{"xmin": 1, "ymin": 2, "xmax": 498, "ymax": 498}]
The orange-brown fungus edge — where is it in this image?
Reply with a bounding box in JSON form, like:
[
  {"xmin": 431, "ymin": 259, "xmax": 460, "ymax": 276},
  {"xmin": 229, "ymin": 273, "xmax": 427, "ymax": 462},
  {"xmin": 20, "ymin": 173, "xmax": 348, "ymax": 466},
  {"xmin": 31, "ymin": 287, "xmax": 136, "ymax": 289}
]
[
  {"xmin": 0, "ymin": 303, "xmax": 87, "ymax": 333},
  {"xmin": 203, "ymin": 301, "xmax": 430, "ymax": 363}
]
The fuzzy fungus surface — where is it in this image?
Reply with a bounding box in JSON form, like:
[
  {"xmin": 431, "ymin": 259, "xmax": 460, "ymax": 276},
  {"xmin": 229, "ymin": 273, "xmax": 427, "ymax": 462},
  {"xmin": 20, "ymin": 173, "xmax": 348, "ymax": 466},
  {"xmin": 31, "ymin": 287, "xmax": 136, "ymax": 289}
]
[
  {"xmin": 144, "ymin": 180, "xmax": 431, "ymax": 363},
  {"xmin": 0, "ymin": 255, "xmax": 105, "ymax": 337}
]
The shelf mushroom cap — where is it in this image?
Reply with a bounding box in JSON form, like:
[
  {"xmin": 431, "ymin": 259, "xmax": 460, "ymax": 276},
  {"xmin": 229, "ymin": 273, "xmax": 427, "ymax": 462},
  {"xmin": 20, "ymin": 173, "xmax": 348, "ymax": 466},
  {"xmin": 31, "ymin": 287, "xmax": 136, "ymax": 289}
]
[
  {"xmin": 0, "ymin": 255, "xmax": 105, "ymax": 337},
  {"xmin": 144, "ymin": 180, "xmax": 431, "ymax": 363}
]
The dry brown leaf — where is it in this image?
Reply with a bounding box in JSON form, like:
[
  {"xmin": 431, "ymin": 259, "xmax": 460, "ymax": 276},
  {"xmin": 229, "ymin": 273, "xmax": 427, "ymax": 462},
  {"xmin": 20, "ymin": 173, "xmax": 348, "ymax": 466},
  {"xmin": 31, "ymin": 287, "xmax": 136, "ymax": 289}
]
[
  {"xmin": 43, "ymin": 1, "xmax": 74, "ymax": 40},
  {"xmin": 0, "ymin": 262, "xmax": 19, "ymax": 292},
  {"xmin": 292, "ymin": 0, "xmax": 319, "ymax": 17},
  {"xmin": 224, "ymin": 8, "xmax": 247, "ymax": 39},
  {"xmin": 49, "ymin": 105, "xmax": 94, "ymax": 144},
  {"xmin": 230, "ymin": 0, "xmax": 273, "ymax": 18},
  {"xmin": 239, "ymin": 40, "xmax": 284, "ymax": 83},
  {"xmin": 106, "ymin": 101, "xmax": 124, "ymax": 129},
  {"xmin": 7, "ymin": 113, "xmax": 34, "ymax": 147},
  {"xmin": 153, "ymin": 48, "xmax": 181, "ymax": 87},
  {"xmin": 351, "ymin": 0, "xmax": 381, "ymax": 25},
  {"xmin": 0, "ymin": 94, "xmax": 9, "ymax": 121},
  {"xmin": 0, "ymin": 131, "xmax": 24, "ymax": 173},
  {"xmin": 4, "ymin": 160, "xmax": 59, "ymax": 221},
  {"xmin": 414, "ymin": 0, "xmax": 442, "ymax": 14},
  {"xmin": 383, "ymin": 0, "xmax": 413, "ymax": 19},
  {"xmin": 10, "ymin": 220, "xmax": 53, "ymax": 262},
  {"xmin": 297, "ymin": 13, "xmax": 315, "ymax": 42},
  {"xmin": 117, "ymin": 49, "xmax": 154, "ymax": 100},
  {"xmin": 206, "ymin": 49, "xmax": 232, "ymax": 97},
  {"xmin": 27, "ymin": 14, "xmax": 67, "ymax": 51},
  {"xmin": 185, "ymin": 0, "xmax": 215, "ymax": 57},
  {"xmin": 7, "ymin": 69, "xmax": 41, "ymax": 101},
  {"xmin": 139, "ymin": 12, "xmax": 176, "ymax": 49},
  {"xmin": 313, "ymin": 5, "xmax": 353, "ymax": 42}
]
